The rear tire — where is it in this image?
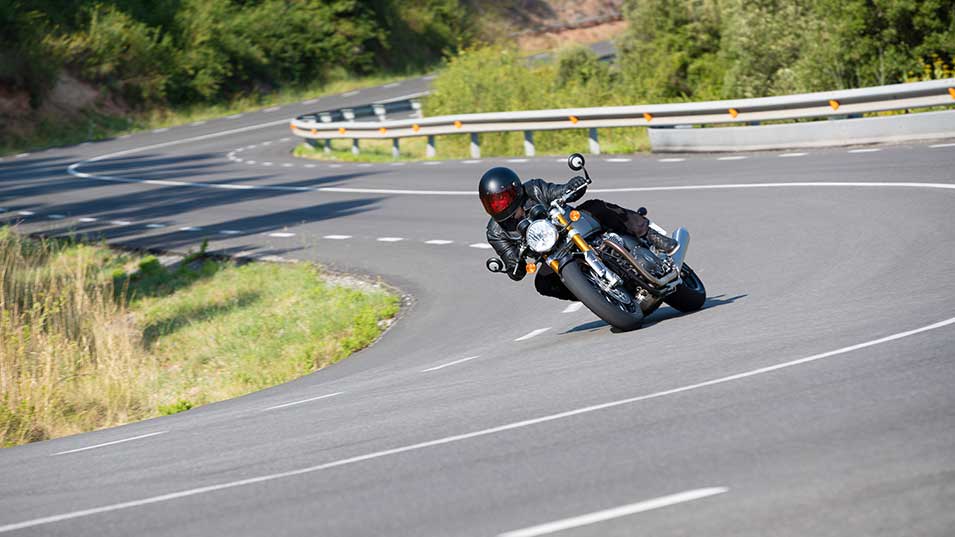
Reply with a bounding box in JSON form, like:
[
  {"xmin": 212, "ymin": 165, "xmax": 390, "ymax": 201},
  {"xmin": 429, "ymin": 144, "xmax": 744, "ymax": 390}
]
[
  {"xmin": 664, "ymin": 264, "xmax": 706, "ymax": 312},
  {"xmin": 560, "ymin": 260, "xmax": 644, "ymax": 331}
]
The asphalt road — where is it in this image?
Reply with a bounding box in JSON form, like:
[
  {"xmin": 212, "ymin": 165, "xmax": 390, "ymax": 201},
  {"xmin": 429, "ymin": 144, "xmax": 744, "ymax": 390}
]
[{"xmin": 1, "ymin": 79, "xmax": 954, "ymax": 537}]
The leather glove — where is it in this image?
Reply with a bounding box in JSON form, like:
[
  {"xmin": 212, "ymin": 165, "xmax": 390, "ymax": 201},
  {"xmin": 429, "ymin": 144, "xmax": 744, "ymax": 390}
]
[{"xmin": 564, "ymin": 175, "xmax": 588, "ymax": 195}]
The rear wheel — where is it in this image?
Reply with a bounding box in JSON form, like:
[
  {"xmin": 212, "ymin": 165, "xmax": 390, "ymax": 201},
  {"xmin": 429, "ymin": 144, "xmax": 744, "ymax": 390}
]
[
  {"xmin": 560, "ymin": 260, "xmax": 644, "ymax": 331},
  {"xmin": 663, "ymin": 264, "xmax": 706, "ymax": 312}
]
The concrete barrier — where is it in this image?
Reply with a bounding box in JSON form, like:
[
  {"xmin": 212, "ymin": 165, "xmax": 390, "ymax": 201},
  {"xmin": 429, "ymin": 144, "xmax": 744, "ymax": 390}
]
[{"xmin": 648, "ymin": 110, "xmax": 955, "ymax": 152}]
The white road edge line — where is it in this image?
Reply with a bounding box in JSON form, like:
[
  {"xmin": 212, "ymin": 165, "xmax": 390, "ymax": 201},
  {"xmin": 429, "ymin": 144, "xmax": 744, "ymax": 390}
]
[
  {"xmin": 3, "ymin": 317, "xmax": 953, "ymax": 532},
  {"xmin": 848, "ymin": 148, "xmax": 882, "ymax": 153},
  {"xmin": 515, "ymin": 327, "xmax": 551, "ymax": 342},
  {"xmin": 498, "ymin": 487, "xmax": 729, "ymax": 537},
  {"xmin": 52, "ymin": 431, "xmax": 167, "ymax": 456},
  {"xmin": 929, "ymin": 142, "xmax": 955, "ymax": 148},
  {"xmin": 323, "ymin": 235, "xmax": 352, "ymax": 240},
  {"xmin": 717, "ymin": 156, "xmax": 747, "ymax": 161},
  {"xmin": 779, "ymin": 152, "xmax": 808, "ymax": 157},
  {"xmin": 261, "ymin": 392, "xmax": 343, "ymax": 412},
  {"xmin": 562, "ymin": 302, "xmax": 583, "ymax": 313},
  {"xmin": 421, "ymin": 356, "xmax": 480, "ymax": 372}
]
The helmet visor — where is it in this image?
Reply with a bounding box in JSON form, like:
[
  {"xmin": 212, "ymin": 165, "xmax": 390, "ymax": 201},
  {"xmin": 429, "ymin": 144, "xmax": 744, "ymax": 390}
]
[{"xmin": 483, "ymin": 183, "xmax": 520, "ymax": 217}]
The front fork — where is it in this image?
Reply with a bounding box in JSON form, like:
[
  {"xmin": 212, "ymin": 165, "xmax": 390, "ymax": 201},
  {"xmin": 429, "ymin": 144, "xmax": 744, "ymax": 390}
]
[{"xmin": 546, "ymin": 215, "xmax": 621, "ymax": 288}]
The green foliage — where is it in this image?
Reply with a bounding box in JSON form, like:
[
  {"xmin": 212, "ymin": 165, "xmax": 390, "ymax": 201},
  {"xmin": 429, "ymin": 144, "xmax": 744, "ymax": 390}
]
[
  {"xmin": 158, "ymin": 399, "xmax": 192, "ymax": 415},
  {"xmin": 0, "ymin": 1, "xmax": 61, "ymax": 107}
]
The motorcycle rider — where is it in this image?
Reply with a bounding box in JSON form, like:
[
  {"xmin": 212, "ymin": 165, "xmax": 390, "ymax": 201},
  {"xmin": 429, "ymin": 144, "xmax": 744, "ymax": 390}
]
[{"xmin": 480, "ymin": 166, "xmax": 677, "ymax": 300}]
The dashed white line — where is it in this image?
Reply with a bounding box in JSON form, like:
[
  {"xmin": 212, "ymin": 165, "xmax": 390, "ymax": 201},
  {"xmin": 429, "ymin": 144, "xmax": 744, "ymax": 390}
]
[
  {"xmin": 262, "ymin": 392, "xmax": 343, "ymax": 412},
  {"xmin": 179, "ymin": 226, "xmax": 201, "ymax": 232},
  {"xmin": 279, "ymin": 137, "xmax": 291, "ymax": 142},
  {"xmin": 52, "ymin": 431, "xmax": 167, "ymax": 456},
  {"xmin": 498, "ymin": 488, "xmax": 729, "ymax": 537},
  {"xmin": 462, "ymin": 160, "xmax": 482, "ymax": 164},
  {"xmin": 219, "ymin": 230, "xmax": 242, "ymax": 235},
  {"xmin": 422, "ymin": 161, "xmax": 441, "ymax": 165},
  {"xmin": 262, "ymin": 141, "xmax": 273, "ymax": 146},
  {"xmin": 506, "ymin": 159, "xmax": 528, "ymax": 163},
  {"xmin": 190, "ymin": 121, "xmax": 206, "ymax": 126},
  {"xmin": 515, "ymin": 327, "xmax": 551, "ymax": 341},
  {"xmin": 469, "ymin": 243, "xmax": 492, "ymax": 249},
  {"xmin": 15, "ymin": 153, "xmax": 30, "ymax": 158},
  {"xmin": 246, "ymin": 144, "xmax": 257, "ymax": 149},
  {"xmin": 263, "ymin": 106, "xmax": 280, "ymax": 113},
  {"xmin": 323, "ymin": 235, "xmax": 352, "ymax": 240},
  {"xmin": 304, "ymin": 164, "xmax": 316, "ymax": 168},
  {"xmin": 226, "ymin": 114, "xmax": 243, "ymax": 119},
  {"xmin": 303, "ymin": 99, "xmax": 318, "ymax": 105},
  {"xmin": 604, "ymin": 158, "xmax": 632, "ymax": 163},
  {"xmin": 17, "ymin": 211, "xmax": 35, "ymax": 216},
  {"xmin": 779, "ymin": 152, "xmax": 808, "ymax": 157},
  {"xmin": 390, "ymin": 162, "xmax": 406, "ymax": 166},
  {"xmin": 145, "ymin": 224, "xmax": 167, "ymax": 229},
  {"xmin": 152, "ymin": 128, "xmax": 169, "ymax": 134},
  {"xmin": 423, "ymin": 74, "xmax": 436, "ymax": 80},
  {"xmin": 377, "ymin": 237, "xmax": 404, "ymax": 242},
  {"xmin": 246, "ymin": 160, "xmax": 257, "ymax": 165},
  {"xmin": 562, "ymin": 302, "xmax": 583, "ymax": 313},
  {"xmin": 848, "ymin": 148, "xmax": 881, "ymax": 153},
  {"xmin": 262, "ymin": 162, "xmax": 273, "ymax": 166},
  {"xmin": 329, "ymin": 164, "xmax": 343, "ymax": 168},
  {"xmin": 358, "ymin": 163, "xmax": 372, "ymax": 168},
  {"xmin": 78, "ymin": 217, "xmax": 98, "ymax": 223},
  {"xmin": 422, "ymin": 356, "xmax": 480, "ymax": 372},
  {"xmin": 268, "ymin": 232, "xmax": 295, "ymax": 238},
  {"xmin": 658, "ymin": 158, "xmax": 686, "ymax": 162},
  {"xmin": 343, "ymin": 90, "xmax": 359, "ymax": 97},
  {"xmin": 282, "ymin": 163, "xmax": 294, "ymax": 168},
  {"xmin": 383, "ymin": 82, "xmax": 400, "ymax": 88},
  {"xmin": 929, "ymin": 142, "xmax": 955, "ymax": 148},
  {"xmin": 6, "ymin": 317, "xmax": 953, "ymax": 533},
  {"xmin": 425, "ymin": 239, "xmax": 453, "ymax": 245},
  {"xmin": 717, "ymin": 156, "xmax": 747, "ymax": 161},
  {"xmin": 48, "ymin": 214, "xmax": 65, "ymax": 220}
]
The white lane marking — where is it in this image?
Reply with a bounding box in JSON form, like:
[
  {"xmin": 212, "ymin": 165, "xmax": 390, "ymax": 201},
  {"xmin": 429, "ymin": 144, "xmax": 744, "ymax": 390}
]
[
  {"xmin": 111, "ymin": 220, "xmax": 131, "ymax": 226},
  {"xmin": 779, "ymin": 152, "xmax": 808, "ymax": 157},
  {"xmin": 377, "ymin": 237, "xmax": 404, "ymax": 242},
  {"xmin": 469, "ymin": 243, "xmax": 492, "ymax": 249},
  {"xmin": 268, "ymin": 232, "xmax": 295, "ymax": 238},
  {"xmin": 604, "ymin": 158, "xmax": 632, "ymax": 163},
  {"xmin": 179, "ymin": 226, "xmax": 201, "ymax": 232},
  {"xmin": 462, "ymin": 159, "xmax": 482, "ymax": 164},
  {"xmin": 145, "ymin": 223, "xmax": 166, "ymax": 229},
  {"xmin": 717, "ymin": 156, "xmax": 747, "ymax": 161},
  {"xmin": 515, "ymin": 327, "xmax": 551, "ymax": 342},
  {"xmin": 52, "ymin": 431, "xmax": 167, "ymax": 456},
  {"xmin": 219, "ymin": 230, "xmax": 241, "ymax": 235},
  {"xmin": 358, "ymin": 163, "xmax": 372, "ymax": 168},
  {"xmin": 343, "ymin": 90, "xmax": 359, "ymax": 97},
  {"xmin": 848, "ymin": 148, "xmax": 881, "ymax": 153},
  {"xmin": 658, "ymin": 158, "xmax": 686, "ymax": 162},
  {"xmin": 262, "ymin": 162, "xmax": 273, "ymax": 166},
  {"xmin": 246, "ymin": 160, "xmax": 257, "ymax": 165},
  {"xmin": 507, "ymin": 159, "xmax": 528, "ymax": 163},
  {"xmin": 390, "ymin": 162, "xmax": 406, "ymax": 166},
  {"xmin": 323, "ymin": 234, "xmax": 352, "ymax": 240},
  {"xmin": 5, "ymin": 318, "xmax": 953, "ymax": 533},
  {"xmin": 17, "ymin": 211, "xmax": 34, "ymax": 216},
  {"xmin": 78, "ymin": 217, "xmax": 97, "ymax": 222},
  {"xmin": 498, "ymin": 488, "xmax": 729, "ymax": 537},
  {"xmin": 423, "ymin": 74, "xmax": 436, "ymax": 80},
  {"xmin": 263, "ymin": 106, "xmax": 280, "ymax": 113},
  {"xmin": 562, "ymin": 302, "xmax": 583, "ymax": 313},
  {"xmin": 383, "ymin": 82, "xmax": 400, "ymax": 88},
  {"xmin": 329, "ymin": 164, "xmax": 343, "ymax": 168},
  {"xmin": 48, "ymin": 214, "xmax": 65, "ymax": 219},
  {"xmin": 152, "ymin": 128, "xmax": 169, "ymax": 134},
  {"xmin": 261, "ymin": 392, "xmax": 342, "ymax": 412},
  {"xmin": 190, "ymin": 121, "xmax": 206, "ymax": 126},
  {"xmin": 303, "ymin": 98, "xmax": 318, "ymax": 104},
  {"xmin": 422, "ymin": 356, "xmax": 480, "ymax": 372},
  {"xmin": 119, "ymin": 134, "xmax": 131, "ymax": 139},
  {"xmin": 929, "ymin": 142, "xmax": 955, "ymax": 148},
  {"xmin": 425, "ymin": 239, "xmax": 453, "ymax": 245},
  {"xmin": 304, "ymin": 164, "xmax": 317, "ymax": 168},
  {"xmin": 246, "ymin": 144, "xmax": 257, "ymax": 149},
  {"xmin": 422, "ymin": 161, "xmax": 441, "ymax": 165},
  {"xmin": 226, "ymin": 114, "xmax": 243, "ymax": 119},
  {"xmin": 282, "ymin": 163, "xmax": 294, "ymax": 168},
  {"xmin": 15, "ymin": 153, "xmax": 30, "ymax": 158}
]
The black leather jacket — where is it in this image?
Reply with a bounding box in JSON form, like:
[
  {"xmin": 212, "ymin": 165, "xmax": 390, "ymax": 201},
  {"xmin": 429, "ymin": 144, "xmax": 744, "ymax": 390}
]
[{"xmin": 486, "ymin": 178, "xmax": 586, "ymax": 281}]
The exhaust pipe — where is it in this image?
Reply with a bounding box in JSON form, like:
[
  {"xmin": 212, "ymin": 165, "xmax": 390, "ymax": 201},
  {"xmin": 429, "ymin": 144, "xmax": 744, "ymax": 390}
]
[{"xmin": 669, "ymin": 227, "xmax": 690, "ymax": 270}]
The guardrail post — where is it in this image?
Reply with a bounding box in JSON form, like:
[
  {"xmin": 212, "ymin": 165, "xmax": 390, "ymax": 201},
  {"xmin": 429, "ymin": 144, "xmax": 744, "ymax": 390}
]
[
  {"xmin": 305, "ymin": 138, "xmax": 319, "ymax": 149},
  {"xmin": 523, "ymin": 131, "xmax": 535, "ymax": 157},
  {"xmin": 470, "ymin": 133, "xmax": 480, "ymax": 159},
  {"xmin": 373, "ymin": 104, "xmax": 387, "ymax": 122},
  {"xmin": 323, "ymin": 139, "xmax": 331, "ymax": 153},
  {"xmin": 392, "ymin": 138, "xmax": 400, "ymax": 160},
  {"xmin": 352, "ymin": 139, "xmax": 360, "ymax": 155},
  {"xmin": 588, "ymin": 128, "xmax": 600, "ymax": 155},
  {"xmin": 426, "ymin": 135, "xmax": 436, "ymax": 158}
]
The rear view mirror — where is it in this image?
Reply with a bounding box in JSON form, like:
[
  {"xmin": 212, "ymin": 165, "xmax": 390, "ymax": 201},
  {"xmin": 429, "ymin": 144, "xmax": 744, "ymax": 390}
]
[
  {"xmin": 486, "ymin": 257, "xmax": 505, "ymax": 273},
  {"xmin": 568, "ymin": 153, "xmax": 585, "ymax": 171}
]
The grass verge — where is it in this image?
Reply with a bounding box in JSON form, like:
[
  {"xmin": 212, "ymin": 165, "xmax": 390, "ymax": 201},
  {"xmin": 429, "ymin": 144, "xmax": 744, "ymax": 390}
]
[{"xmin": 0, "ymin": 228, "xmax": 399, "ymax": 446}]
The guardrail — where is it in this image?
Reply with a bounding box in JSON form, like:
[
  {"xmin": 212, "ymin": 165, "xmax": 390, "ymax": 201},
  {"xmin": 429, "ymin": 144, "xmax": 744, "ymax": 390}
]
[{"xmin": 290, "ymin": 79, "xmax": 955, "ymax": 157}]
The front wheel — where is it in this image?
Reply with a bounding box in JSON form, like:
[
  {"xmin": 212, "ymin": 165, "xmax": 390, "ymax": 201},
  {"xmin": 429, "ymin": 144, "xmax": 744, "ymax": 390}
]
[
  {"xmin": 663, "ymin": 264, "xmax": 706, "ymax": 312},
  {"xmin": 560, "ymin": 260, "xmax": 644, "ymax": 331}
]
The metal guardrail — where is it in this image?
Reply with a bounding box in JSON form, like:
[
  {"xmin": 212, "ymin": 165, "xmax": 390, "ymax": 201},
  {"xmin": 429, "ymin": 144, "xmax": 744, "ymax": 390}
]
[{"xmin": 290, "ymin": 79, "xmax": 955, "ymax": 158}]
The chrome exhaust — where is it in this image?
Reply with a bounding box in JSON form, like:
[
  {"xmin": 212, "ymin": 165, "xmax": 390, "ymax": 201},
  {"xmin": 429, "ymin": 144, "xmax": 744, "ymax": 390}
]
[{"xmin": 669, "ymin": 227, "xmax": 690, "ymax": 270}]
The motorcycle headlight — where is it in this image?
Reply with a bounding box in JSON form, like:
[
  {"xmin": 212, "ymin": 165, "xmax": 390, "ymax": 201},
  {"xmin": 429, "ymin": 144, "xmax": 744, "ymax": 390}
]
[{"xmin": 526, "ymin": 220, "xmax": 558, "ymax": 253}]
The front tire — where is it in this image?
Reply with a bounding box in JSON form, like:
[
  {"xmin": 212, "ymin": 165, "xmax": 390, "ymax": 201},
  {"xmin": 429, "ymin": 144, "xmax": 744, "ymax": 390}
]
[
  {"xmin": 664, "ymin": 264, "xmax": 706, "ymax": 312},
  {"xmin": 560, "ymin": 260, "xmax": 644, "ymax": 331}
]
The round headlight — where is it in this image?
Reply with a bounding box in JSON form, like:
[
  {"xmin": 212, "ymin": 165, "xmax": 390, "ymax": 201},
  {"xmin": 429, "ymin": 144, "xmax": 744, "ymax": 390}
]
[{"xmin": 526, "ymin": 220, "xmax": 558, "ymax": 253}]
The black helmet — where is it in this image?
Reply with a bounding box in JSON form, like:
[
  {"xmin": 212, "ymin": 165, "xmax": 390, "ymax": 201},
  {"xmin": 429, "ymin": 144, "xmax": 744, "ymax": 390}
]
[{"xmin": 479, "ymin": 167, "xmax": 524, "ymax": 222}]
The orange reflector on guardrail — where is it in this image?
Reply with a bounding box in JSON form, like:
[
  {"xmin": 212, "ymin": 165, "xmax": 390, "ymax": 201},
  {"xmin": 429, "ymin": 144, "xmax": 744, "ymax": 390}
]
[
  {"xmin": 949, "ymin": 88, "xmax": 955, "ymax": 99},
  {"xmin": 569, "ymin": 115, "xmax": 579, "ymax": 124},
  {"xmin": 829, "ymin": 100, "xmax": 840, "ymax": 110},
  {"xmin": 454, "ymin": 120, "xmax": 463, "ymax": 128},
  {"xmin": 728, "ymin": 108, "xmax": 739, "ymax": 118},
  {"xmin": 338, "ymin": 127, "xmax": 346, "ymax": 134},
  {"xmin": 412, "ymin": 124, "xmax": 421, "ymax": 132},
  {"xmin": 310, "ymin": 129, "xmax": 317, "ymax": 135},
  {"xmin": 643, "ymin": 113, "xmax": 653, "ymax": 122},
  {"xmin": 379, "ymin": 127, "xmax": 387, "ymax": 134}
]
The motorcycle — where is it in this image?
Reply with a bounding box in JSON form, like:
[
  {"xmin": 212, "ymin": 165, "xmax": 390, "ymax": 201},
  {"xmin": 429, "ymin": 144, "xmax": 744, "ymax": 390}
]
[{"xmin": 486, "ymin": 153, "xmax": 706, "ymax": 331}]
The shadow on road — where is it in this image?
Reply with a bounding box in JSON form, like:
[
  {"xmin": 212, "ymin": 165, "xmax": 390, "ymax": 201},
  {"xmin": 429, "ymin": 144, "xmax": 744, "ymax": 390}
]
[{"xmin": 562, "ymin": 293, "xmax": 748, "ymax": 334}]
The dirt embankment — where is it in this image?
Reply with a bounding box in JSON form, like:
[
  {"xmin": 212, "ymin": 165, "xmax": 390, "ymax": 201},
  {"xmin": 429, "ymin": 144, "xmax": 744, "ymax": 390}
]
[{"xmin": 472, "ymin": 0, "xmax": 626, "ymax": 50}]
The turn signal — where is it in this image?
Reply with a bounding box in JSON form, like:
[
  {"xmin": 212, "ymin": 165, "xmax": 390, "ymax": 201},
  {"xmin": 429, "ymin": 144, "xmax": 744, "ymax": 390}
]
[
  {"xmin": 569, "ymin": 210, "xmax": 581, "ymax": 222},
  {"xmin": 526, "ymin": 263, "xmax": 538, "ymax": 274}
]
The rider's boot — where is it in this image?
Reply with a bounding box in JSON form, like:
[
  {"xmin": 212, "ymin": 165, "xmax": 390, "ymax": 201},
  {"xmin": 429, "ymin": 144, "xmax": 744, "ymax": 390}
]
[{"xmin": 645, "ymin": 228, "xmax": 678, "ymax": 255}]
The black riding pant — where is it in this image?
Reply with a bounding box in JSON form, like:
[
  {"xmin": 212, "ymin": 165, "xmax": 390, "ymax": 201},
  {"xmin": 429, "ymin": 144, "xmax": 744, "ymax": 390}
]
[{"xmin": 534, "ymin": 199, "xmax": 648, "ymax": 301}]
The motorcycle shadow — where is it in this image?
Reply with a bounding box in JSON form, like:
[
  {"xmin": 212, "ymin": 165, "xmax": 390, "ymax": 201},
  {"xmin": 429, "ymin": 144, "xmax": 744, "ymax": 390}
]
[{"xmin": 563, "ymin": 293, "xmax": 747, "ymax": 334}]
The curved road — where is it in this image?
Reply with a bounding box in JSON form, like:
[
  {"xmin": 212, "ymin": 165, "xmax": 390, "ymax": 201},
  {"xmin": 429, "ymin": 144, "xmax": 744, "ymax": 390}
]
[{"xmin": 1, "ymin": 81, "xmax": 954, "ymax": 536}]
